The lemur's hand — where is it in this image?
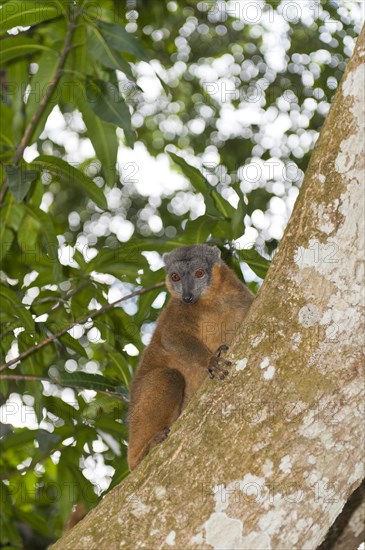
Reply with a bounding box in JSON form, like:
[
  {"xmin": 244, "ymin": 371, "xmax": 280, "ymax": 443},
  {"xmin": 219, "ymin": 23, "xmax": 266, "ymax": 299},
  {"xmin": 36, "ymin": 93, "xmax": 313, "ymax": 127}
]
[{"xmin": 207, "ymin": 345, "xmax": 232, "ymax": 380}]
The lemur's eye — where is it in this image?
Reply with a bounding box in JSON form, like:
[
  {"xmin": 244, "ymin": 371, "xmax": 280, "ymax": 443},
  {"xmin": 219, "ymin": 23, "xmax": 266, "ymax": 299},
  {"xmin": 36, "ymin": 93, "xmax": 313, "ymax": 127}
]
[
  {"xmin": 195, "ymin": 269, "xmax": 205, "ymax": 278},
  {"xmin": 171, "ymin": 273, "xmax": 180, "ymax": 282}
]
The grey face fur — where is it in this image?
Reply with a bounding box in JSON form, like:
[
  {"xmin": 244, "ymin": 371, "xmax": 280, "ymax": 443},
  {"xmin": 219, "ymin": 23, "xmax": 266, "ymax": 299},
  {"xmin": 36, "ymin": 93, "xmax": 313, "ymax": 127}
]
[{"xmin": 163, "ymin": 244, "xmax": 221, "ymax": 304}]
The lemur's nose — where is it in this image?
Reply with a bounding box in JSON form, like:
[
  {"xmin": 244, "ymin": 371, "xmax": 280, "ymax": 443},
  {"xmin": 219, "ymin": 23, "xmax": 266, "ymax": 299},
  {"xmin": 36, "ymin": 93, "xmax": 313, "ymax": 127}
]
[{"xmin": 183, "ymin": 294, "xmax": 194, "ymax": 304}]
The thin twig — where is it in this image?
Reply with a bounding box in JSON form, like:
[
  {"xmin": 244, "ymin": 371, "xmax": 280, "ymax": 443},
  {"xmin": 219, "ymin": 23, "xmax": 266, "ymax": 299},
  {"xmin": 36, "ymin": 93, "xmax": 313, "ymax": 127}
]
[
  {"xmin": 0, "ymin": 375, "xmax": 43, "ymax": 382},
  {"xmin": 0, "ymin": 282, "xmax": 165, "ymax": 372}
]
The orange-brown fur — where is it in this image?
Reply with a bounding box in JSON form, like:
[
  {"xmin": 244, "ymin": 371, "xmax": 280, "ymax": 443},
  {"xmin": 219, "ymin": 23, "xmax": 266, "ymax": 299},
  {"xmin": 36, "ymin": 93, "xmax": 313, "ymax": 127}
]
[{"xmin": 127, "ymin": 262, "xmax": 253, "ymax": 470}]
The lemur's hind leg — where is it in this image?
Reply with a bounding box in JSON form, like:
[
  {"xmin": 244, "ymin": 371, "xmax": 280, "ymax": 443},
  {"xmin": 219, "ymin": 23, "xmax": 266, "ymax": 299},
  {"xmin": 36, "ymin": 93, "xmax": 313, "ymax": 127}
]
[{"xmin": 128, "ymin": 368, "xmax": 185, "ymax": 470}]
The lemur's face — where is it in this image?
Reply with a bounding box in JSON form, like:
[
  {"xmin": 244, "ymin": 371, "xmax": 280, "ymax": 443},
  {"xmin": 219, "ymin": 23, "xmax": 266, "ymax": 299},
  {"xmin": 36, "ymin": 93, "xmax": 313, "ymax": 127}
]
[{"xmin": 163, "ymin": 245, "xmax": 221, "ymax": 304}]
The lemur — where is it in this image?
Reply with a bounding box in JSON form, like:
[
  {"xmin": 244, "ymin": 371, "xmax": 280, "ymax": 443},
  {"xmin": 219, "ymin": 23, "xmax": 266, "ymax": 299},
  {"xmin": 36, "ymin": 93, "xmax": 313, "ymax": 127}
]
[{"xmin": 127, "ymin": 244, "xmax": 254, "ymax": 470}]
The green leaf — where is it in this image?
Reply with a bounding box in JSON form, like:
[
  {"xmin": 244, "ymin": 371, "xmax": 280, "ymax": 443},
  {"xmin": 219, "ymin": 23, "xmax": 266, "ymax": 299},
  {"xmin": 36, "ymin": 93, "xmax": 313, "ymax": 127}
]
[
  {"xmin": 154, "ymin": 72, "xmax": 170, "ymax": 95},
  {"xmin": 211, "ymin": 219, "xmax": 233, "ymax": 240},
  {"xmin": 37, "ymin": 430, "xmax": 62, "ymax": 455},
  {"xmin": 211, "ymin": 190, "xmax": 236, "ymax": 219},
  {"xmin": 180, "ymin": 216, "xmax": 218, "ymax": 244},
  {"xmin": 28, "ymin": 177, "xmax": 44, "ymax": 208},
  {"xmin": 15, "ymin": 509, "xmax": 50, "ymax": 537},
  {"xmin": 17, "ymin": 212, "xmax": 41, "ymax": 252},
  {"xmin": 85, "ymin": 247, "xmax": 139, "ymax": 280},
  {"xmin": 87, "ymin": 25, "xmax": 134, "ymax": 78},
  {"xmin": 82, "ymin": 393, "xmax": 123, "ymax": 419},
  {"xmin": 168, "ymin": 152, "xmax": 207, "ymax": 194},
  {"xmin": 17, "ymin": 331, "xmax": 41, "ymax": 394},
  {"xmin": 245, "ymin": 191, "xmax": 275, "ymax": 218},
  {"xmin": 136, "ymin": 287, "xmax": 163, "ymax": 323},
  {"xmin": 41, "ymin": 396, "xmax": 78, "ymax": 423},
  {"xmin": 0, "ymin": 104, "xmax": 14, "ymax": 146},
  {"xmin": 6, "ymin": 60, "xmax": 28, "ymax": 142},
  {"xmin": 58, "ymin": 372, "xmax": 124, "ymax": 394},
  {"xmin": 25, "ymin": 50, "xmax": 59, "ymax": 142},
  {"xmin": 64, "ymin": 20, "xmax": 92, "ymax": 76},
  {"xmin": 0, "ymin": 285, "xmax": 35, "ymax": 332},
  {"xmin": 110, "ymin": 308, "xmax": 142, "ymax": 349},
  {"xmin": 96, "ymin": 20, "xmax": 148, "ymax": 61},
  {"xmin": 70, "ymin": 283, "xmax": 103, "ymax": 317},
  {"xmin": 0, "ymin": 1, "xmax": 61, "ymax": 33},
  {"xmin": 56, "ymin": 451, "xmax": 81, "ymax": 523},
  {"xmin": 31, "ymin": 289, "xmax": 60, "ymax": 316},
  {"xmin": 72, "ymin": 249, "xmax": 88, "ymax": 272},
  {"xmin": 5, "ymin": 165, "xmax": 38, "ymax": 202},
  {"xmin": 0, "ymin": 35, "xmax": 55, "ymax": 64},
  {"xmin": 86, "ymin": 79, "xmax": 134, "ymax": 148},
  {"xmin": 231, "ymin": 183, "xmax": 248, "ymax": 239},
  {"xmin": 231, "ymin": 202, "xmax": 247, "ymax": 239},
  {"xmin": 92, "ymin": 318, "xmax": 115, "ymax": 346},
  {"xmin": 25, "ymin": 204, "xmax": 60, "ymax": 267},
  {"xmin": 0, "ymin": 202, "xmax": 23, "ymax": 270},
  {"xmin": 0, "ymin": 202, "xmax": 25, "ymax": 234},
  {"xmin": 0, "ymin": 228, "xmax": 14, "ymax": 264},
  {"xmin": 107, "ymin": 351, "xmax": 131, "ymax": 388},
  {"xmin": 59, "ymin": 332, "xmax": 88, "ymax": 358},
  {"xmin": 76, "ymin": 93, "xmax": 118, "ymax": 187},
  {"xmin": 168, "ymin": 152, "xmax": 219, "ymax": 216},
  {"xmin": 0, "ymin": 139, "xmax": 13, "ymax": 163},
  {"xmin": 236, "ymin": 248, "xmax": 271, "ymax": 279},
  {"xmin": 0, "ymin": 429, "xmax": 37, "ymax": 452},
  {"xmin": 228, "ymin": 254, "xmax": 246, "ymax": 283},
  {"xmin": 95, "ymin": 416, "xmax": 126, "ymax": 435},
  {"xmin": 0, "ymin": 501, "xmax": 22, "ymax": 547},
  {"xmin": 30, "ymin": 155, "xmax": 107, "ymax": 209}
]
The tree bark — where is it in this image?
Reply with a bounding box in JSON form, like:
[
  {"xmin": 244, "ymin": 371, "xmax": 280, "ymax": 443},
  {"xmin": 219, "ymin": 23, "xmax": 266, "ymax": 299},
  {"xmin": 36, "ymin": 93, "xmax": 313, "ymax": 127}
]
[
  {"xmin": 318, "ymin": 480, "xmax": 365, "ymax": 550},
  {"xmin": 52, "ymin": 26, "xmax": 365, "ymax": 550}
]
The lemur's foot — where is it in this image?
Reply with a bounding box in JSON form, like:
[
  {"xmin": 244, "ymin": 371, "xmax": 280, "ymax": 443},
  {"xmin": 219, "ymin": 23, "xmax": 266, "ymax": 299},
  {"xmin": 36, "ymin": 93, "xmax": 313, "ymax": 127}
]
[
  {"xmin": 207, "ymin": 344, "xmax": 232, "ymax": 380},
  {"xmin": 154, "ymin": 427, "xmax": 170, "ymax": 445}
]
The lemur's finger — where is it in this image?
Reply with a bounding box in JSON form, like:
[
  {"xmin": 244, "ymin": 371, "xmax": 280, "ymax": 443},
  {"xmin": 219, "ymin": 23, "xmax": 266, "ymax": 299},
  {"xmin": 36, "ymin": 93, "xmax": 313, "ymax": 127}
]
[
  {"xmin": 216, "ymin": 344, "xmax": 229, "ymax": 356},
  {"xmin": 216, "ymin": 357, "xmax": 232, "ymax": 367}
]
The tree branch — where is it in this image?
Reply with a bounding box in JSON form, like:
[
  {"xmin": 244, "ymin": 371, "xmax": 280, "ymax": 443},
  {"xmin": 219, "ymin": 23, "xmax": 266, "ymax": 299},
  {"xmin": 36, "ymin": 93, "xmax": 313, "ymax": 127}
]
[
  {"xmin": 318, "ymin": 479, "xmax": 365, "ymax": 550},
  {"xmin": 0, "ymin": 282, "xmax": 165, "ymax": 373}
]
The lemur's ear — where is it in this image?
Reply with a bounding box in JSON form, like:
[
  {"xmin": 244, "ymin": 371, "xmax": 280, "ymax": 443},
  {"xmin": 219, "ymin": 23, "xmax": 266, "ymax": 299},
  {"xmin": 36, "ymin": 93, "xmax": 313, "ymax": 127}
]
[
  {"xmin": 207, "ymin": 245, "xmax": 221, "ymax": 264},
  {"xmin": 162, "ymin": 252, "xmax": 170, "ymax": 270}
]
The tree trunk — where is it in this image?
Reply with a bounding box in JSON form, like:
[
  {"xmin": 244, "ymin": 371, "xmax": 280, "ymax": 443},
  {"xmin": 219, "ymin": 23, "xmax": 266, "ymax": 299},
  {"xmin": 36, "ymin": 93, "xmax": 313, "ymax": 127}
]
[
  {"xmin": 318, "ymin": 479, "xmax": 365, "ymax": 550},
  {"xmin": 52, "ymin": 26, "xmax": 365, "ymax": 550}
]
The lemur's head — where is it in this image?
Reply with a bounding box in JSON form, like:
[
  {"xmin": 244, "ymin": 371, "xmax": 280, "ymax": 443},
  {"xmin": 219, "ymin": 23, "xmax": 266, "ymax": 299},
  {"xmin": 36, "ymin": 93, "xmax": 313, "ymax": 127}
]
[{"xmin": 163, "ymin": 244, "xmax": 221, "ymax": 304}]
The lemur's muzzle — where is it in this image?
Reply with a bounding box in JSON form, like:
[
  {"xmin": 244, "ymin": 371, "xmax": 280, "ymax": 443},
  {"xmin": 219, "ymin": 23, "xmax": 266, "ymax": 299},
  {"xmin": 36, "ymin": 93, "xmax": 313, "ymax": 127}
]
[{"xmin": 182, "ymin": 293, "xmax": 194, "ymax": 304}]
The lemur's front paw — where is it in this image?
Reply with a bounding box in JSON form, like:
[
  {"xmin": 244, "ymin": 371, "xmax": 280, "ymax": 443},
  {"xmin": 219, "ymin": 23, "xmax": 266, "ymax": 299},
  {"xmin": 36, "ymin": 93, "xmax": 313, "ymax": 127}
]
[{"xmin": 207, "ymin": 344, "xmax": 232, "ymax": 380}]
